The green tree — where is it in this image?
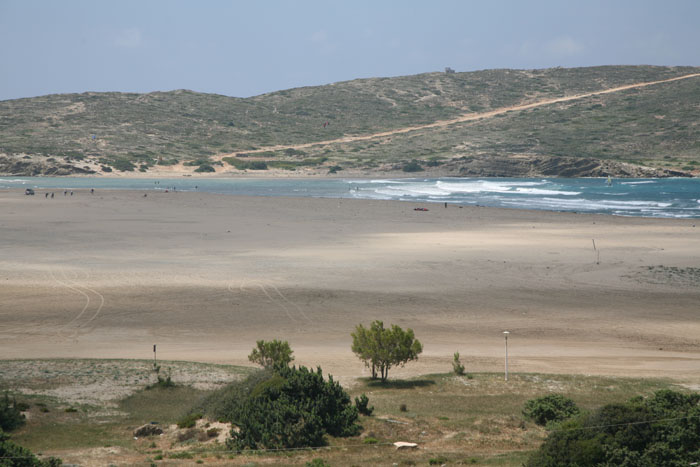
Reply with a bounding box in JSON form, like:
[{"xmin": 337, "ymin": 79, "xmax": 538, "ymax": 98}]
[
  {"xmin": 248, "ymin": 339, "xmax": 294, "ymax": 369},
  {"xmin": 351, "ymin": 321, "xmax": 423, "ymax": 381}
]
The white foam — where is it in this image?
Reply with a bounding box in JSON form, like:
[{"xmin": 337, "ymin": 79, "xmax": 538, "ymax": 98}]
[
  {"xmin": 513, "ymin": 188, "xmax": 581, "ymax": 196},
  {"xmin": 621, "ymin": 181, "xmax": 656, "ymax": 185}
]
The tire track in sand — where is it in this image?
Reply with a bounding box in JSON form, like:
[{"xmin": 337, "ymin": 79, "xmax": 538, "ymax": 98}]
[
  {"xmin": 232, "ymin": 280, "xmax": 312, "ymax": 324},
  {"xmin": 51, "ymin": 269, "xmax": 105, "ymax": 339}
]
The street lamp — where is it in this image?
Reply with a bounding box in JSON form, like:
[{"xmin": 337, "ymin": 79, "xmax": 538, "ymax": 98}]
[{"xmin": 503, "ymin": 331, "xmax": 510, "ymax": 381}]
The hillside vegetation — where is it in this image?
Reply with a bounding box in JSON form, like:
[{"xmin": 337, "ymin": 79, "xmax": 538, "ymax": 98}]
[{"xmin": 0, "ymin": 66, "xmax": 698, "ymax": 177}]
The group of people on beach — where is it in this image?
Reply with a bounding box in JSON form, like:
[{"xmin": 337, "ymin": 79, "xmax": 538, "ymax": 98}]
[{"xmin": 40, "ymin": 188, "xmax": 95, "ymax": 198}]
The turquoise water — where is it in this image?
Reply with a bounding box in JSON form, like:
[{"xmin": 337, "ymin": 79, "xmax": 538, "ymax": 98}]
[{"xmin": 2, "ymin": 176, "xmax": 699, "ymax": 218}]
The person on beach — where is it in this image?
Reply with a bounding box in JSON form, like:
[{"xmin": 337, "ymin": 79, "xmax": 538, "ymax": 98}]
[
  {"xmin": 70, "ymin": 191, "xmax": 73, "ymax": 196},
  {"xmin": 64, "ymin": 190, "xmax": 67, "ymax": 196},
  {"xmin": 90, "ymin": 188, "xmax": 94, "ymax": 194},
  {"xmin": 45, "ymin": 192, "xmax": 49, "ymax": 198},
  {"xmin": 51, "ymin": 192, "xmax": 54, "ymax": 198}
]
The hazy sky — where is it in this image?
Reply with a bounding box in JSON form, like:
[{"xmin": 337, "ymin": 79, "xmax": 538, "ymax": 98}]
[{"xmin": 1, "ymin": 0, "xmax": 698, "ymax": 100}]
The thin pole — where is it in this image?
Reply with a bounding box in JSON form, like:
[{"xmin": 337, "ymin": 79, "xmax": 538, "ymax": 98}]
[
  {"xmin": 153, "ymin": 344, "xmax": 157, "ymax": 366},
  {"xmin": 504, "ymin": 334, "xmax": 509, "ymax": 381}
]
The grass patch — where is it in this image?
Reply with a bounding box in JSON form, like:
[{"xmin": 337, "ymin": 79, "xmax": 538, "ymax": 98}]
[{"xmin": 0, "ymin": 358, "xmax": 688, "ymax": 466}]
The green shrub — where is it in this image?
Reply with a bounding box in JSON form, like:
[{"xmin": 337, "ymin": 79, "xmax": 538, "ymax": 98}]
[
  {"xmin": 305, "ymin": 459, "xmax": 330, "ymax": 467},
  {"xmin": 402, "ymin": 160, "xmax": 423, "ymax": 172},
  {"xmin": 197, "ymin": 368, "xmax": 276, "ymax": 422},
  {"xmin": 177, "ymin": 412, "xmax": 203, "ymax": 429},
  {"xmin": 399, "ymin": 404, "xmax": 407, "ymax": 412},
  {"xmin": 248, "ymin": 339, "xmax": 294, "ymax": 369},
  {"xmin": 354, "ymin": 393, "xmax": 374, "ymax": 416},
  {"xmin": 111, "ymin": 158, "xmax": 136, "ymax": 171},
  {"xmin": 363, "ymin": 436, "xmax": 379, "ymax": 444},
  {"xmin": 522, "ymin": 394, "xmax": 580, "ymax": 426},
  {"xmin": 226, "ymin": 365, "xmax": 360, "ymax": 451},
  {"xmin": 526, "ymin": 390, "xmax": 700, "ymax": 466},
  {"xmin": 0, "ymin": 430, "xmax": 61, "ymax": 466},
  {"xmin": 248, "ymin": 160, "xmax": 268, "ymax": 170},
  {"xmin": 15, "ymin": 402, "xmax": 29, "ymax": 412},
  {"xmin": 452, "ymin": 352, "xmax": 465, "ymax": 375},
  {"xmin": 429, "ymin": 455, "xmax": 448, "ymax": 465},
  {"xmin": 0, "ymin": 393, "xmax": 26, "ymax": 432},
  {"xmin": 194, "ymin": 164, "xmax": 216, "ymax": 173},
  {"xmin": 328, "ymin": 165, "xmax": 343, "ymax": 174}
]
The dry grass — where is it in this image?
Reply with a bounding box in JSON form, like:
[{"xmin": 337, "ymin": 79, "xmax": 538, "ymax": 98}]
[{"xmin": 0, "ymin": 359, "xmax": 684, "ymax": 465}]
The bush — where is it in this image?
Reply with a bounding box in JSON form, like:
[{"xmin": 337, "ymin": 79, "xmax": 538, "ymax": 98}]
[
  {"xmin": 197, "ymin": 369, "xmax": 276, "ymax": 422},
  {"xmin": 194, "ymin": 164, "xmax": 215, "ymax": 173},
  {"xmin": 399, "ymin": 404, "xmax": 408, "ymax": 412},
  {"xmin": 526, "ymin": 390, "xmax": 700, "ymax": 466},
  {"xmin": 452, "ymin": 352, "xmax": 465, "ymax": 375},
  {"xmin": 248, "ymin": 160, "xmax": 268, "ymax": 170},
  {"xmin": 402, "ymin": 160, "xmax": 423, "ymax": 172},
  {"xmin": 111, "ymin": 158, "xmax": 136, "ymax": 172},
  {"xmin": 354, "ymin": 394, "xmax": 374, "ymax": 416},
  {"xmin": 15, "ymin": 402, "xmax": 29, "ymax": 412},
  {"xmin": 248, "ymin": 339, "xmax": 294, "ymax": 370},
  {"xmin": 0, "ymin": 430, "xmax": 61, "ymax": 466},
  {"xmin": 522, "ymin": 394, "xmax": 580, "ymax": 426},
  {"xmin": 0, "ymin": 393, "xmax": 25, "ymax": 432},
  {"xmin": 363, "ymin": 437, "xmax": 379, "ymax": 444},
  {"xmin": 305, "ymin": 459, "xmax": 330, "ymax": 467},
  {"xmin": 429, "ymin": 455, "xmax": 448, "ymax": 465},
  {"xmin": 177, "ymin": 412, "xmax": 203, "ymax": 429},
  {"xmin": 226, "ymin": 365, "xmax": 359, "ymax": 451}
]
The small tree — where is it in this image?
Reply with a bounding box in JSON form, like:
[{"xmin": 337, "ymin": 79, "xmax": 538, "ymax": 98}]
[
  {"xmin": 452, "ymin": 352, "xmax": 465, "ymax": 375},
  {"xmin": 351, "ymin": 321, "xmax": 422, "ymax": 381},
  {"xmin": 248, "ymin": 339, "xmax": 294, "ymax": 369}
]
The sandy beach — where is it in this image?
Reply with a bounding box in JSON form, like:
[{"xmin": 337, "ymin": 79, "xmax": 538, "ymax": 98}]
[{"xmin": 1, "ymin": 189, "xmax": 699, "ymax": 385}]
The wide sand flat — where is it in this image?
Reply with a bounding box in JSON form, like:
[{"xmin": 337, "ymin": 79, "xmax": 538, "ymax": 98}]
[{"xmin": 1, "ymin": 189, "xmax": 699, "ymax": 384}]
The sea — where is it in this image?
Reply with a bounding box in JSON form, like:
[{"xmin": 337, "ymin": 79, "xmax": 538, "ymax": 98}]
[{"xmin": 2, "ymin": 177, "xmax": 699, "ymax": 219}]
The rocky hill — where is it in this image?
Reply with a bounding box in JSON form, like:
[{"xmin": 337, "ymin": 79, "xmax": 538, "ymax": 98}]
[{"xmin": 0, "ymin": 65, "xmax": 698, "ymax": 177}]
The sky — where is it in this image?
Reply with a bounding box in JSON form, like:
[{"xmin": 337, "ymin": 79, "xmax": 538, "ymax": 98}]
[{"xmin": 1, "ymin": 0, "xmax": 699, "ymax": 101}]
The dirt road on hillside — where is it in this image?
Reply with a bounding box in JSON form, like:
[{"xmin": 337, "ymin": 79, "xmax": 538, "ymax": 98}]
[{"xmin": 213, "ymin": 72, "xmax": 700, "ymax": 160}]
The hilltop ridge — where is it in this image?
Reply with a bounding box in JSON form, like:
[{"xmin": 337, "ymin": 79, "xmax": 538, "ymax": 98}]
[{"xmin": 0, "ymin": 65, "xmax": 698, "ymax": 177}]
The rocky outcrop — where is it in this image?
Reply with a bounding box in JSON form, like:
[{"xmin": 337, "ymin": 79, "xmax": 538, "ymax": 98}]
[
  {"xmin": 442, "ymin": 154, "xmax": 691, "ymax": 178},
  {"xmin": 0, "ymin": 156, "xmax": 96, "ymax": 176},
  {"xmin": 133, "ymin": 424, "xmax": 163, "ymax": 437}
]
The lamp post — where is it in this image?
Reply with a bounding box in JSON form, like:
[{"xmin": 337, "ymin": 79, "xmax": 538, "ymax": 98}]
[{"xmin": 503, "ymin": 331, "xmax": 510, "ymax": 381}]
